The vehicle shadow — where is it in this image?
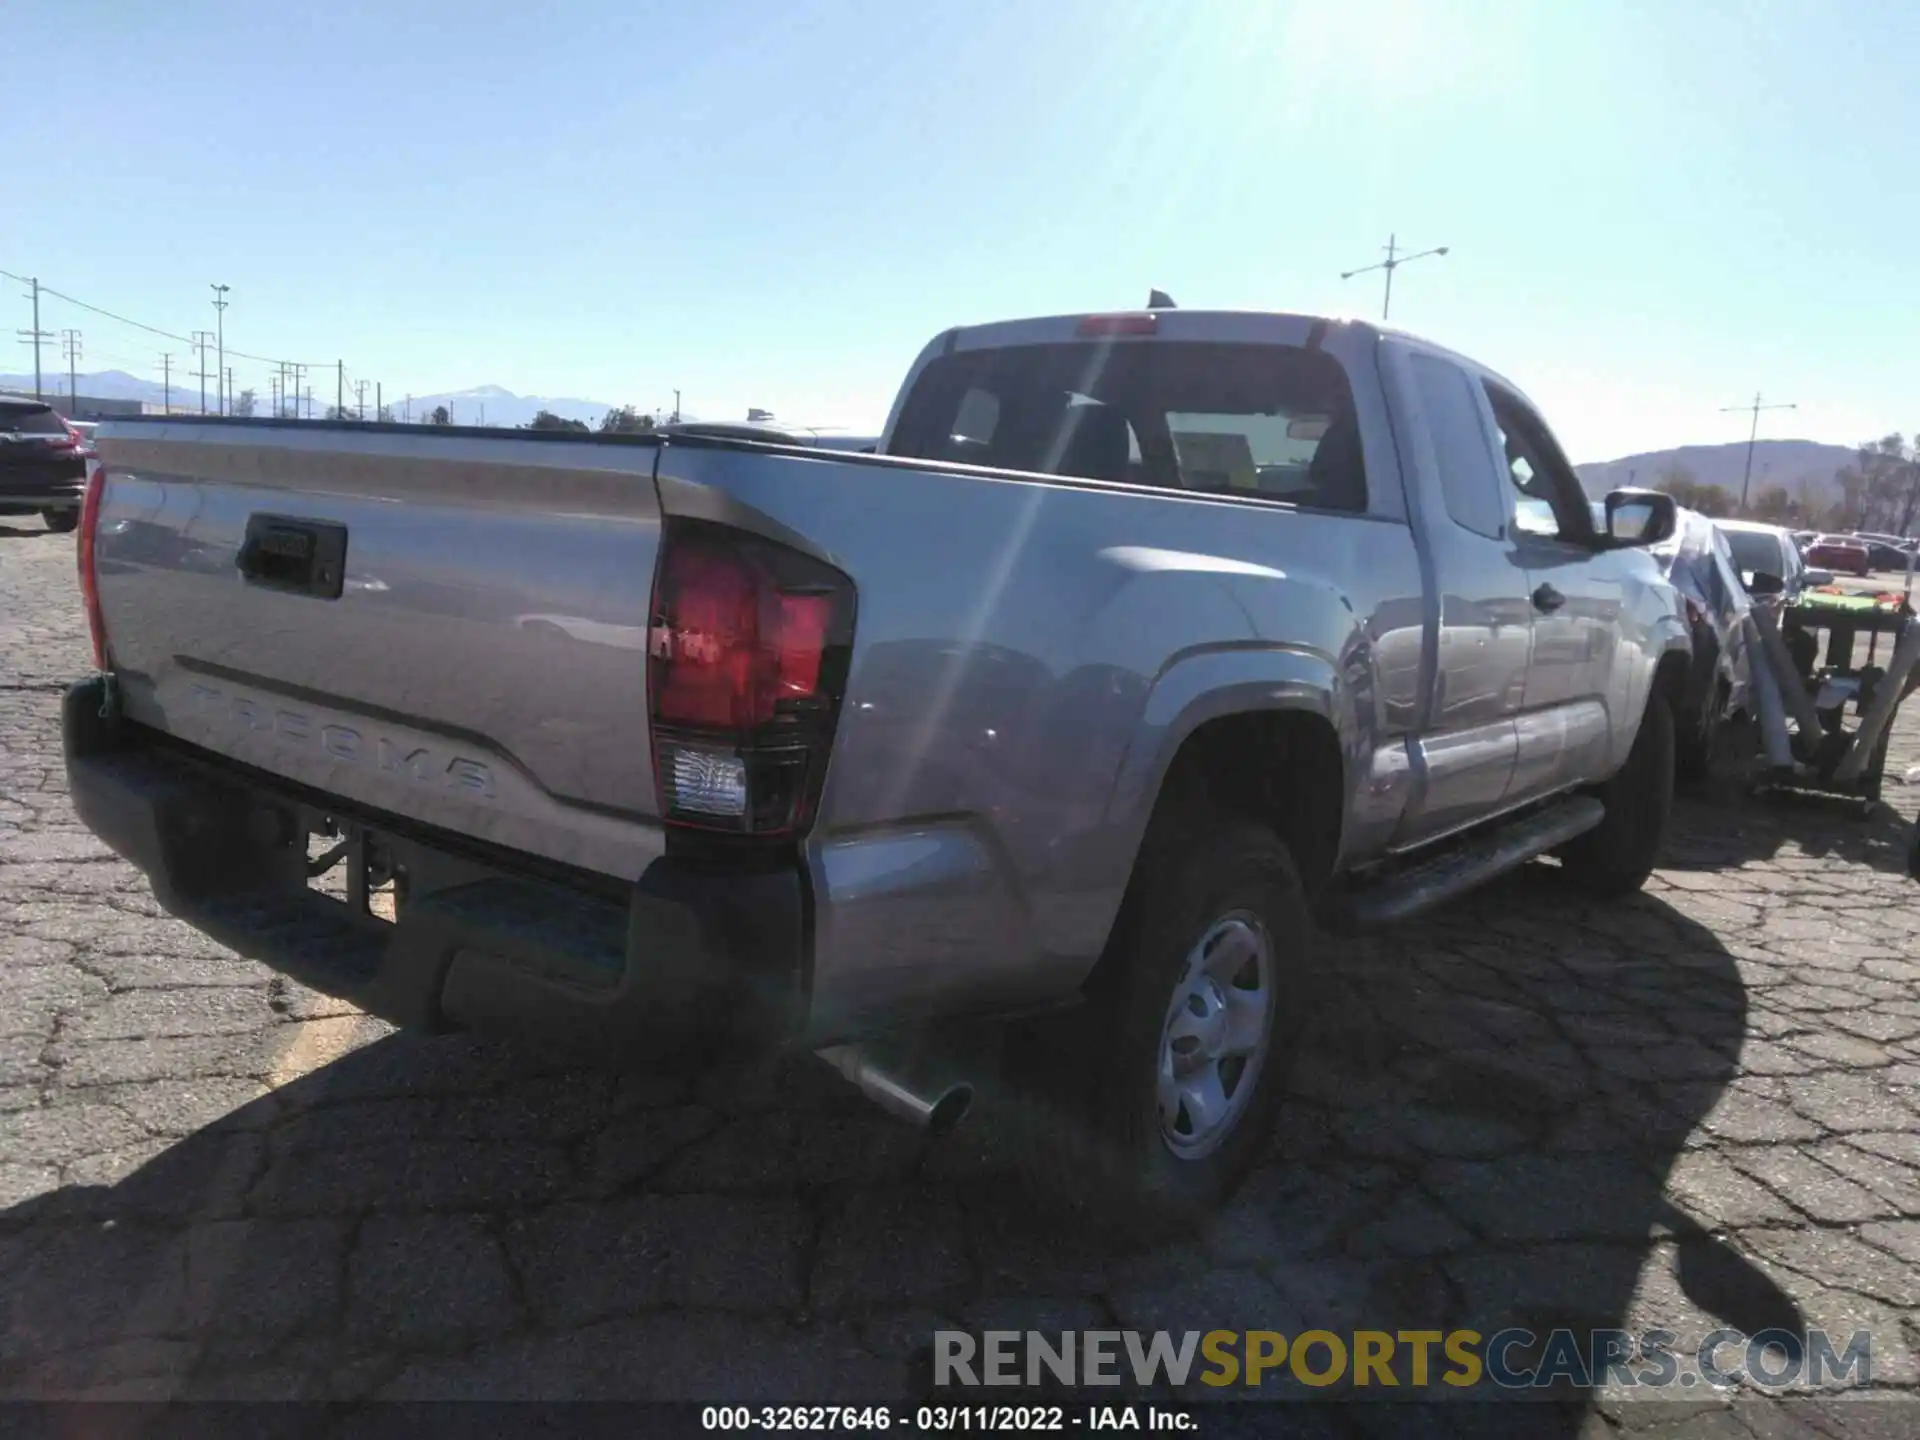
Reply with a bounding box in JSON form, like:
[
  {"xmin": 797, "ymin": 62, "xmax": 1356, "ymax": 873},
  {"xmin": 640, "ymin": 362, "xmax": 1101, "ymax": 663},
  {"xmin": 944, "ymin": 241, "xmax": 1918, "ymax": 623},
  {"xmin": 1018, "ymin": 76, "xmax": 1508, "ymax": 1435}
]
[
  {"xmin": 1664, "ymin": 787, "xmax": 1918, "ymax": 877},
  {"xmin": 0, "ymin": 524, "xmax": 54, "ymax": 539},
  {"xmin": 0, "ymin": 875, "xmax": 1784, "ymax": 1430}
]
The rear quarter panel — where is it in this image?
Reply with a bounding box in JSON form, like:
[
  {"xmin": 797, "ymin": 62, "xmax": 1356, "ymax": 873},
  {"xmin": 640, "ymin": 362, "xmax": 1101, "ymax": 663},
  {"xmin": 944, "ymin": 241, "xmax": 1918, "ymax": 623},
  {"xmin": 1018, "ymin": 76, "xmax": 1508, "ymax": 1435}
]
[{"xmin": 654, "ymin": 442, "xmax": 1423, "ymax": 1037}]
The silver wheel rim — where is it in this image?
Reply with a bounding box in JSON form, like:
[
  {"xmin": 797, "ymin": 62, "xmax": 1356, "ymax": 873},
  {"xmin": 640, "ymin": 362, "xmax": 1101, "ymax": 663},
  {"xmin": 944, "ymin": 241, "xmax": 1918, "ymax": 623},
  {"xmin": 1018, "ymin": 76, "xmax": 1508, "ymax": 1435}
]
[{"xmin": 1155, "ymin": 911, "xmax": 1276, "ymax": 1160}]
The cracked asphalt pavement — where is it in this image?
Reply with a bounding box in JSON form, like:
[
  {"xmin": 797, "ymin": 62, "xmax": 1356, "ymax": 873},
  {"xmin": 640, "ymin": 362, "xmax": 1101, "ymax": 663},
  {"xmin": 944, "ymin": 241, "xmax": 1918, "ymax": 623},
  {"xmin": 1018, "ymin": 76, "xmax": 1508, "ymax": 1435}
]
[{"xmin": 3, "ymin": 524, "xmax": 1919, "ymax": 1434}]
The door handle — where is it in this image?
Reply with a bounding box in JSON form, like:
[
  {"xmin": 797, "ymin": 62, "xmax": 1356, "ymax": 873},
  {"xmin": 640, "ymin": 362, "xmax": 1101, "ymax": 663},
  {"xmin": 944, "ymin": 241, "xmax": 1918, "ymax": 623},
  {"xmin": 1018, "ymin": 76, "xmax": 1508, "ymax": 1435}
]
[
  {"xmin": 238, "ymin": 513, "xmax": 348, "ymax": 599},
  {"xmin": 1531, "ymin": 583, "xmax": 1566, "ymax": 613}
]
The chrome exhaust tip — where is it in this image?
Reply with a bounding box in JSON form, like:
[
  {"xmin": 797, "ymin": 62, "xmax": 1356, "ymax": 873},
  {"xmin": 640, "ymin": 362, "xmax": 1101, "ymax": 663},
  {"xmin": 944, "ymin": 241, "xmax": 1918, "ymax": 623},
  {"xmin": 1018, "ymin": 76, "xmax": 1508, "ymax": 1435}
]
[{"xmin": 816, "ymin": 1042, "xmax": 975, "ymax": 1136}]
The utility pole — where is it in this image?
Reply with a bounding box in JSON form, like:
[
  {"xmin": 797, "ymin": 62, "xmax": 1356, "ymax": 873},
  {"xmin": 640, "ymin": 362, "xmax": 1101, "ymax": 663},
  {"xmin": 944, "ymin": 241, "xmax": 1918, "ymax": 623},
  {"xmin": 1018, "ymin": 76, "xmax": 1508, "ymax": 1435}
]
[
  {"xmin": 376, "ymin": 381, "xmax": 383, "ymax": 421},
  {"xmin": 672, "ymin": 389, "xmax": 682, "ymax": 424},
  {"xmin": 1721, "ymin": 392, "xmax": 1798, "ymax": 511},
  {"xmin": 191, "ymin": 331, "xmax": 214, "ymax": 413},
  {"xmin": 60, "ymin": 329, "xmax": 82, "ymax": 415},
  {"xmin": 1341, "ymin": 233, "xmax": 1450, "ymax": 322},
  {"xmin": 160, "ymin": 352, "xmax": 173, "ymax": 414},
  {"xmin": 405, "ymin": 394, "xmax": 412, "ymax": 423},
  {"xmin": 209, "ymin": 284, "xmax": 230, "ymax": 414},
  {"xmin": 354, "ymin": 379, "xmax": 368, "ymax": 420},
  {"xmin": 292, "ymin": 364, "xmax": 308, "ymax": 420},
  {"xmin": 224, "ymin": 367, "xmax": 234, "ymax": 416},
  {"xmin": 336, "ymin": 360, "xmax": 344, "ymax": 418},
  {"xmin": 17, "ymin": 277, "xmax": 50, "ymax": 401}
]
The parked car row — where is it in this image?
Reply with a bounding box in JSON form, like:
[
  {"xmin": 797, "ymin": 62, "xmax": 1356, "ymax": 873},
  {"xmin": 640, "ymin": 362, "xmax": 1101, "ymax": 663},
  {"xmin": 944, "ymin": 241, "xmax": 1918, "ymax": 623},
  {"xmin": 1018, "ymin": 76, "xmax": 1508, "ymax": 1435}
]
[
  {"xmin": 1632, "ymin": 512, "xmax": 1892, "ymax": 787},
  {"xmin": 1789, "ymin": 527, "xmax": 1916, "ymax": 576}
]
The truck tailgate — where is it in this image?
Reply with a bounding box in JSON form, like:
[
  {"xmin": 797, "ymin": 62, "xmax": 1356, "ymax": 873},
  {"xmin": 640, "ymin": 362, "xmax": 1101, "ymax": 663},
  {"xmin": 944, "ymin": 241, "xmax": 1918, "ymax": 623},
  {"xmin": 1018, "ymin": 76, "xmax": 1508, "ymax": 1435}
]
[{"xmin": 93, "ymin": 423, "xmax": 667, "ymax": 880}]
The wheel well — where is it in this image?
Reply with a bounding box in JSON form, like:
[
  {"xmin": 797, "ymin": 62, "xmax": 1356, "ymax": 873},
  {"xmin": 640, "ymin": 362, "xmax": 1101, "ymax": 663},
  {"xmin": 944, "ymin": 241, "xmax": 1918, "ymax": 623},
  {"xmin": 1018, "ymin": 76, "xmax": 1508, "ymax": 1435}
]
[{"xmin": 1143, "ymin": 709, "xmax": 1345, "ymax": 898}]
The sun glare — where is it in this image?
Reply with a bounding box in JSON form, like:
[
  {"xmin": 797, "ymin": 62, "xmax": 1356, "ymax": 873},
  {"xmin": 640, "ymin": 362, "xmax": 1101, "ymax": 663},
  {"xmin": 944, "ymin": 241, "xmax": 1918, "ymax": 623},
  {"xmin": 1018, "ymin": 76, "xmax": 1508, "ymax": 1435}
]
[{"xmin": 1229, "ymin": 0, "xmax": 1488, "ymax": 124}]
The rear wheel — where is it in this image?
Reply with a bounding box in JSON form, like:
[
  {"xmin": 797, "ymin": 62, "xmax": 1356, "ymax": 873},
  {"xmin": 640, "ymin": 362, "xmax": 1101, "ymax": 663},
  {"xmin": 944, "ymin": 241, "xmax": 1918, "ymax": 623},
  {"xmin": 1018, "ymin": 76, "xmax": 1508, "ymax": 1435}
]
[
  {"xmin": 1010, "ymin": 818, "xmax": 1314, "ymax": 1238},
  {"xmin": 1559, "ymin": 690, "xmax": 1675, "ymax": 897},
  {"xmin": 42, "ymin": 509, "xmax": 78, "ymax": 534}
]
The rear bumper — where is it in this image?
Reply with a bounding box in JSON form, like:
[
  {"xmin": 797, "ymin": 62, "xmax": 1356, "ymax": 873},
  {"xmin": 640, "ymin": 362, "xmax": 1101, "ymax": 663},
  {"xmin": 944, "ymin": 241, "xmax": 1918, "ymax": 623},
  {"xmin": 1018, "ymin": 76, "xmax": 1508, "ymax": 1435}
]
[
  {"xmin": 0, "ymin": 456, "xmax": 86, "ymax": 509},
  {"xmin": 0, "ymin": 480, "xmax": 82, "ymax": 511},
  {"xmin": 62, "ymin": 678, "xmax": 810, "ymax": 1065}
]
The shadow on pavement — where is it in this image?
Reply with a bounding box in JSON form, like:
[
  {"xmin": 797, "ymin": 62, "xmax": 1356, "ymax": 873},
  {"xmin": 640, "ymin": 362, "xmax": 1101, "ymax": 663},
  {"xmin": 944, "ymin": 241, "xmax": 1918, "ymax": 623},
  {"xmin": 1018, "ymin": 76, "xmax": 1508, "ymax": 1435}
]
[
  {"xmin": 0, "ymin": 525, "xmax": 58, "ymax": 540},
  {"xmin": 0, "ymin": 873, "xmax": 1791, "ymax": 1431},
  {"xmin": 1663, "ymin": 788, "xmax": 1919, "ymax": 878}
]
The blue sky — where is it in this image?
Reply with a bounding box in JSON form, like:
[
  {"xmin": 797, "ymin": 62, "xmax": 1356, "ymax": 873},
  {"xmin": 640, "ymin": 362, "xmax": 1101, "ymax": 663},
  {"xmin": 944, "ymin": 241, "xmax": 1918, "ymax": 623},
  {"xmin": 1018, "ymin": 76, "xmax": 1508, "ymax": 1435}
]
[{"xmin": 5, "ymin": 0, "xmax": 1915, "ymax": 458}]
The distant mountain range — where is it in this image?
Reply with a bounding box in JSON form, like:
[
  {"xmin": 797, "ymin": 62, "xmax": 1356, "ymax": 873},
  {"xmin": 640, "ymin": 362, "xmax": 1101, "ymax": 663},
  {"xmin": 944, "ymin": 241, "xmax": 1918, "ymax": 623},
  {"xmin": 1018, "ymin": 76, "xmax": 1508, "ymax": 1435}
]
[
  {"xmin": 0, "ymin": 370, "xmax": 619, "ymax": 428},
  {"xmin": 0, "ymin": 369, "xmax": 184, "ymax": 407},
  {"xmin": 1576, "ymin": 439, "xmax": 1856, "ymax": 504}
]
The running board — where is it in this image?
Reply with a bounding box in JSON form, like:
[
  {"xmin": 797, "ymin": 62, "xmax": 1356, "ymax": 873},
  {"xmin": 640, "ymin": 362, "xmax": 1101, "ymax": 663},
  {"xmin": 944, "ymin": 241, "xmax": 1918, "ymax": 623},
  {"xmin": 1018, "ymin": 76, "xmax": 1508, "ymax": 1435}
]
[{"xmin": 1323, "ymin": 796, "xmax": 1606, "ymax": 932}]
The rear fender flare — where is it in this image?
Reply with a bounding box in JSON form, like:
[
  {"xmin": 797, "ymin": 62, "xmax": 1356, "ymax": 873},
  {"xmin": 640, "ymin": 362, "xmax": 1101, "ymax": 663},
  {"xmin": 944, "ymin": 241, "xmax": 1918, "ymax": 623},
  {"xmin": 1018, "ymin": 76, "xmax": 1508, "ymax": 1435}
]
[{"xmin": 1103, "ymin": 644, "xmax": 1356, "ymax": 870}]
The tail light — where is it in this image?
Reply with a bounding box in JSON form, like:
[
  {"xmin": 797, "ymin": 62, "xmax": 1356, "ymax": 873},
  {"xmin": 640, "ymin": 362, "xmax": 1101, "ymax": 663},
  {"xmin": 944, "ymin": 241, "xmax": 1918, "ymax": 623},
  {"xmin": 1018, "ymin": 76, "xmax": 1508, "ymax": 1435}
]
[
  {"xmin": 45, "ymin": 421, "xmax": 87, "ymax": 455},
  {"xmin": 647, "ymin": 520, "xmax": 854, "ymax": 836},
  {"xmin": 77, "ymin": 464, "xmax": 109, "ymax": 670}
]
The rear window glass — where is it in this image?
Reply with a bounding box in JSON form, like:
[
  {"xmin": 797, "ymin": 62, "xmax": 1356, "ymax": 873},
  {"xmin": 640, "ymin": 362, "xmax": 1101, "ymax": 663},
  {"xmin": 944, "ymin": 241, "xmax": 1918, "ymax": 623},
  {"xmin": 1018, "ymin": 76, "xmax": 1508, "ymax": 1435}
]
[
  {"xmin": 889, "ymin": 341, "xmax": 1367, "ymax": 512},
  {"xmin": 0, "ymin": 403, "xmax": 67, "ymax": 436},
  {"xmin": 1720, "ymin": 529, "xmax": 1783, "ymax": 578}
]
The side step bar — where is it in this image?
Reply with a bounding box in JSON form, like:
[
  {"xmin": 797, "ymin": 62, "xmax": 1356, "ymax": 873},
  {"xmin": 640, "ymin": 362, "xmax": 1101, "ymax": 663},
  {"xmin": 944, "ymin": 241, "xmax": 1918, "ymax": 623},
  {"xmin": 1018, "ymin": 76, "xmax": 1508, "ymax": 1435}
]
[{"xmin": 1324, "ymin": 795, "xmax": 1606, "ymax": 932}]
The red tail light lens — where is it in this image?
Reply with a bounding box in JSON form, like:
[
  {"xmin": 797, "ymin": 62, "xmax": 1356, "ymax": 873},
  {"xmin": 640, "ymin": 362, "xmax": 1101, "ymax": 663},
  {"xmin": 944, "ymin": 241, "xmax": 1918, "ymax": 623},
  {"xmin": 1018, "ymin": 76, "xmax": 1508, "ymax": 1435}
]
[
  {"xmin": 648, "ymin": 522, "xmax": 853, "ymax": 836},
  {"xmin": 77, "ymin": 464, "xmax": 109, "ymax": 670}
]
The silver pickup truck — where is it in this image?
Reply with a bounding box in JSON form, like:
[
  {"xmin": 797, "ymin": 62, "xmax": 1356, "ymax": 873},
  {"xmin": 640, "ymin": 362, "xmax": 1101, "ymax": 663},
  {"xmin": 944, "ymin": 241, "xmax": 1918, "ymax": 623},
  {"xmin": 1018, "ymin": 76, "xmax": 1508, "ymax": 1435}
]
[{"xmin": 65, "ymin": 305, "xmax": 1690, "ymax": 1221}]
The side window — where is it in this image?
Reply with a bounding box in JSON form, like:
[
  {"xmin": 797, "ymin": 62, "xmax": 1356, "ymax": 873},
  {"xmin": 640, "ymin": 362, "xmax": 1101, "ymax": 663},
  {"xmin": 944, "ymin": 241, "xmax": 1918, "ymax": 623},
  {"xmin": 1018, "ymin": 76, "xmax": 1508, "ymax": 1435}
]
[
  {"xmin": 1483, "ymin": 385, "xmax": 1592, "ymax": 542},
  {"xmin": 1410, "ymin": 353, "xmax": 1504, "ymax": 539}
]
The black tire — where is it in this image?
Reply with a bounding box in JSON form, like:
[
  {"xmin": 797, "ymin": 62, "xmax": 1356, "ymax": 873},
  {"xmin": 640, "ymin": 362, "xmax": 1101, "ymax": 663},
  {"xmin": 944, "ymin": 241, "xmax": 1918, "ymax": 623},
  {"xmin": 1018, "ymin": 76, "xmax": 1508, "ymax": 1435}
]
[
  {"xmin": 1559, "ymin": 690, "xmax": 1675, "ymax": 898},
  {"xmin": 42, "ymin": 509, "xmax": 79, "ymax": 534},
  {"xmin": 1008, "ymin": 817, "xmax": 1315, "ymax": 1239}
]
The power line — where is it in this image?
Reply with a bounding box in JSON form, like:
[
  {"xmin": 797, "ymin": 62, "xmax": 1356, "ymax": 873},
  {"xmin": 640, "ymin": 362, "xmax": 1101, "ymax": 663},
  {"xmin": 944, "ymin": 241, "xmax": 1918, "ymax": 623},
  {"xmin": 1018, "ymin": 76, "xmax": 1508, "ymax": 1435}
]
[
  {"xmin": 1720, "ymin": 392, "xmax": 1798, "ymax": 510},
  {"xmin": 210, "ymin": 283, "xmax": 230, "ymax": 415},
  {"xmin": 191, "ymin": 331, "xmax": 215, "ymax": 414},
  {"xmin": 61, "ymin": 329, "xmax": 82, "ymax": 413},
  {"xmin": 0, "ymin": 263, "xmax": 325, "ymax": 368},
  {"xmin": 15, "ymin": 276, "xmax": 49, "ymax": 402}
]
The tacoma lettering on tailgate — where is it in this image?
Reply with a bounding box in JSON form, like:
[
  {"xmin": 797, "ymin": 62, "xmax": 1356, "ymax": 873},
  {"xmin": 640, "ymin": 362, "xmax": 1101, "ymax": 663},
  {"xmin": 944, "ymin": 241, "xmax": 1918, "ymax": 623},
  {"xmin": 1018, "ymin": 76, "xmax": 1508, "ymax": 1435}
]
[{"xmin": 185, "ymin": 682, "xmax": 498, "ymax": 799}]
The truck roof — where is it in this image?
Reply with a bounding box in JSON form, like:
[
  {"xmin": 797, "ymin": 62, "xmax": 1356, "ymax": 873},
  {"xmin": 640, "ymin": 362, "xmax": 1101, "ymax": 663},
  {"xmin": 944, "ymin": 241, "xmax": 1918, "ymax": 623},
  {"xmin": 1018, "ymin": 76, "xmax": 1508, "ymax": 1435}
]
[{"xmin": 935, "ymin": 308, "xmax": 1534, "ymax": 419}]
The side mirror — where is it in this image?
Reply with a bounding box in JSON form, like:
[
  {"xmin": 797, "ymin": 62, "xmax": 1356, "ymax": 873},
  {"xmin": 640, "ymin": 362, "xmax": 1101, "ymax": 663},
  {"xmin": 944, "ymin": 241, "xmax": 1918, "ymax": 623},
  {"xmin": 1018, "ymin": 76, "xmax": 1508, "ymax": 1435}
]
[
  {"xmin": 1802, "ymin": 568, "xmax": 1833, "ymax": 587},
  {"xmin": 1603, "ymin": 487, "xmax": 1677, "ymax": 547},
  {"xmin": 1747, "ymin": 570, "xmax": 1785, "ymax": 597}
]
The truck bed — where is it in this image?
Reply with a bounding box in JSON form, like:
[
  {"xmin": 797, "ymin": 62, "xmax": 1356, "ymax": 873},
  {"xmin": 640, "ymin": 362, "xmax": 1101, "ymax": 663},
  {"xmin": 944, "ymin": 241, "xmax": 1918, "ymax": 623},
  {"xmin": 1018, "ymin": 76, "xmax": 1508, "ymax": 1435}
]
[{"xmin": 93, "ymin": 413, "xmax": 1416, "ymax": 1034}]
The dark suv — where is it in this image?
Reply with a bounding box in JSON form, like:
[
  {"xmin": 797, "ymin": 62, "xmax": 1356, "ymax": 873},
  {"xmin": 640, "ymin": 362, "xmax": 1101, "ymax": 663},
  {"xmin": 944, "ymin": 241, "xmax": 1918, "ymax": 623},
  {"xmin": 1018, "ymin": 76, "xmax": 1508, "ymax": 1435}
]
[{"xmin": 1, "ymin": 398, "xmax": 91, "ymax": 532}]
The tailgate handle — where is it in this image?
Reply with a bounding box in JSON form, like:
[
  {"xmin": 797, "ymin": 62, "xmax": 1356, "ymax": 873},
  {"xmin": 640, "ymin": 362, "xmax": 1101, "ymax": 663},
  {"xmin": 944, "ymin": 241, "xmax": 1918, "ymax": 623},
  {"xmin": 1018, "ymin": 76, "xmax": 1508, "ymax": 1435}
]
[{"xmin": 238, "ymin": 514, "xmax": 348, "ymax": 599}]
